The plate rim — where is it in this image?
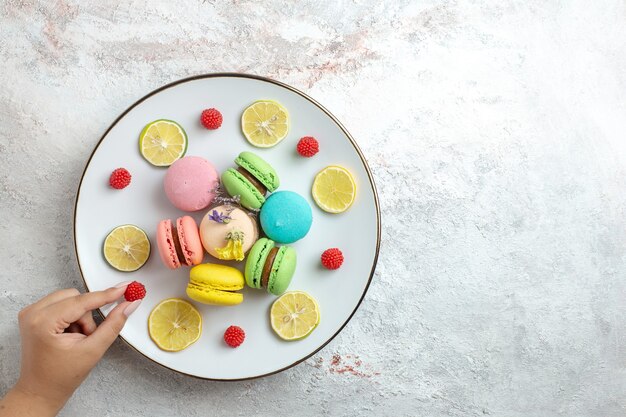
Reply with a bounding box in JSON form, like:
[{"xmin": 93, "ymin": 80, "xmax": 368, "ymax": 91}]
[{"xmin": 73, "ymin": 72, "xmax": 381, "ymax": 381}]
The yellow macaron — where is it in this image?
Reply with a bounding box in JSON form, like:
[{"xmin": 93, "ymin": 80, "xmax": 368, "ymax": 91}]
[{"xmin": 187, "ymin": 263, "xmax": 245, "ymax": 306}]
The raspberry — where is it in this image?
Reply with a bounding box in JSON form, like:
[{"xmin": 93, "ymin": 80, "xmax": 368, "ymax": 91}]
[
  {"xmin": 223, "ymin": 325, "xmax": 245, "ymax": 348},
  {"xmin": 321, "ymin": 248, "xmax": 344, "ymax": 270},
  {"xmin": 200, "ymin": 108, "xmax": 223, "ymax": 130},
  {"xmin": 109, "ymin": 168, "xmax": 131, "ymax": 189},
  {"xmin": 297, "ymin": 136, "xmax": 319, "ymax": 157},
  {"xmin": 124, "ymin": 281, "xmax": 146, "ymax": 302}
]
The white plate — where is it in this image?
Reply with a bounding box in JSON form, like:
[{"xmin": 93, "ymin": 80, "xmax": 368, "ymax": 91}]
[{"xmin": 74, "ymin": 74, "xmax": 380, "ymax": 380}]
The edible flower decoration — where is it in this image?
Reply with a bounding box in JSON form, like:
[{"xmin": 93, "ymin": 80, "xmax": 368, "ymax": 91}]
[
  {"xmin": 215, "ymin": 230, "xmax": 245, "ymax": 261},
  {"xmin": 208, "ymin": 209, "xmax": 231, "ymax": 224},
  {"xmin": 212, "ymin": 184, "xmax": 241, "ymax": 207}
]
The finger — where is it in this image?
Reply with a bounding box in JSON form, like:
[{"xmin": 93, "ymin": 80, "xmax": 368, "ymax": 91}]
[
  {"xmin": 76, "ymin": 311, "xmax": 97, "ymax": 336},
  {"xmin": 32, "ymin": 288, "xmax": 81, "ymax": 311},
  {"xmin": 66, "ymin": 323, "xmax": 81, "ymax": 333},
  {"xmin": 84, "ymin": 299, "xmax": 141, "ymax": 356},
  {"xmin": 45, "ymin": 285, "xmax": 128, "ymax": 327}
]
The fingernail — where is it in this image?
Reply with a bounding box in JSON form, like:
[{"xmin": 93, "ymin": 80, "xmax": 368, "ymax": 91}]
[
  {"xmin": 114, "ymin": 281, "xmax": 132, "ymax": 289},
  {"xmin": 123, "ymin": 300, "xmax": 142, "ymax": 317}
]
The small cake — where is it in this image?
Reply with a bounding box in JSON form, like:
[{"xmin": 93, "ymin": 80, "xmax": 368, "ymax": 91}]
[
  {"xmin": 260, "ymin": 191, "xmax": 312, "ymax": 244},
  {"xmin": 221, "ymin": 151, "xmax": 280, "ymax": 210},
  {"xmin": 163, "ymin": 156, "xmax": 219, "ymax": 212},
  {"xmin": 199, "ymin": 205, "xmax": 259, "ymax": 261},
  {"xmin": 244, "ymin": 238, "xmax": 296, "ymax": 296},
  {"xmin": 156, "ymin": 216, "xmax": 204, "ymax": 269},
  {"xmin": 187, "ymin": 263, "xmax": 245, "ymax": 306}
]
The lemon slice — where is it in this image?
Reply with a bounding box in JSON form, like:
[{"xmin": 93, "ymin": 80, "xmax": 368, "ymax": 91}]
[
  {"xmin": 311, "ymin": 166, "xmax": 356, "ymax": 214},
  {"xmin": 241, "ymin": 100, "xmax": 289, "ymax": 147},
  {"xmin": 103, "ymin": 225, "xmax": 150, "ymax": 272},
  {"xmin": 270, "ymin": 291, "xmax": 320, "ymax": 341},
  {"xmin": 148, "ymin": 298, "xmax": 202, "ymax": 352},
  {"xmin": 139, "ymin": 119, "xmax": 188, "ymax": 166}
]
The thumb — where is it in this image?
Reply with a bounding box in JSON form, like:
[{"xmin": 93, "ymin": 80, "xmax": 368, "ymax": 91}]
[{"xmin": 84, "ymin": 300, "xmax": 141, "ymax": 356}]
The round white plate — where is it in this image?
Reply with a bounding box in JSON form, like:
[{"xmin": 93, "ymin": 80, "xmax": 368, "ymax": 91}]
[{"xmin": 74, "ymin": 74, "xmax": 380, "ymax": 380}]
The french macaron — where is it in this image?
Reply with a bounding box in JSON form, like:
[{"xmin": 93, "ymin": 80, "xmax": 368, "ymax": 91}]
[
  {"xmin": 164, "ymin": 156, "xmax": 219, "ymax": 211},
  {"xmin": 245, "ymin": 238, "xmax": 297, "ymax": 296},
  {"xmin": 221, "ymin": 151, "xmax": 279, "ymax": 210},
  {"xmin": 187, "ymin": 263, "xmax": 245, "ymax": 306},
  {"xmin": 260, "ymin": 191, "xmax": 312, "ymax": 244},
  {"xmin": 156, "ymin": 216, "xmax": 203, "ymax": 269},
  {"xmin": 199, "ymin": 205, "xmax": 259, "ymax": 261}
]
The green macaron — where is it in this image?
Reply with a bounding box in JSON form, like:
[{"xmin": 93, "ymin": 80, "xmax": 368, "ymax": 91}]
[
  {"xmin": 236, "ymin": 152, "xmax": 279, "ymax": 192},
  {"xmin": 245, "ymin": 238, "xmax": 273, "ymax": 289},
  {"xmin": 222, "ymin": 168, "xmax": 265, "ymax": 210},
  {"xmin": 221, "ymin": 152, "xmax": 279, "ymax": 210},
  {"xmin": 244, "ymin": 238, "xmax": 296, "ymax": 295}
]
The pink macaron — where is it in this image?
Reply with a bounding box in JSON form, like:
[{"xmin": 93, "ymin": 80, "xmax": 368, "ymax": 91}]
[
  {"xmin": 156, "ymin": 216, "xmax": 204, "ymax": 269},
  {"xmin": 164, "ymin": 156, "xmax": 219, "ymax": 212}
]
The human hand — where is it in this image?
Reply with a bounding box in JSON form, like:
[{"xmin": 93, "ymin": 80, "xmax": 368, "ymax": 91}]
[{"xmin": 0, "ymin": 283, "xmax": 141, "ymax": 417}]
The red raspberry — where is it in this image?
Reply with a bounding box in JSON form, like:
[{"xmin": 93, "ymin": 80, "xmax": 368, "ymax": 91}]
[
  {"xmin": 109, "ymin": 168, "xmax": 131, "ymax": 189},
  {"xmin": 297, "ymin": 136, "xmax": 319, "ymax": 157},
  {"xmin": 124, "ymin": 281, "xmax": 146, "ymax": 302},
  {"xmin": 223, "ymin": 325, "xmax": 245, "ymax": 348},
  {"xmin": 321, "ymin": 248, "xmax": 344, "ymax": 270},
  {"xmin": 200, "ymin": 108, "xmax": 223, "ymax": 130}
]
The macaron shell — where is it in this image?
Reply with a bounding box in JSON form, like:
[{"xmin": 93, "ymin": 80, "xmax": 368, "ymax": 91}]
[
  {"xmin": 221, "ymin": 168, "xmax": 265, "ymax": 210},
  {"xmin": 156, "ymin": 219, "xmax": 181, "ymax": 269},
  {"xmin": 235, "ymin": 151, "xmax": 280, "ymax": 192},
  {"xmin": 186, "ymin": 285, "xmax": 243, "ymax": 306},
  {"xmin": 260, "ymin": 191, "xmax": 313, "ymax": 244},
  {"xmin": 187, "ymin": 263, "xmax": 244, "ymax": 306},
  {"xmin": 200, "ymin": 205, "xmax": 259, "ymax": 260},
  {"xmin": 164, "ymin": 156, "xmax": 219, "ymax": 211},
  {"xmin": 189, "ymin": 263, "xmax": 245, "ymax": 290},
  {"xmin": 244, "ymin": 238, "xmax": 274, "ymax": 289},
  {"xmin": 176, "ymin": 216, "xmax": 203, "ymax": 266},
  {"xmin": 268, "ymin": 246, "xmax": 297, "ymax": 295}
]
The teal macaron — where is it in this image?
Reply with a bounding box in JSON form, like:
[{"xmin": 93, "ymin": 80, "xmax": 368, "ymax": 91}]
[
  {"xmin": 245, "ymin": 238, "xmax": 296, "ymax": 295},
  {"xmin": 221, "ymin": 152, "xmax": 279, "ymax": 210},
  {"xmin": 260, "ymin": 191, "xmax": 312, "ymax": 244}
]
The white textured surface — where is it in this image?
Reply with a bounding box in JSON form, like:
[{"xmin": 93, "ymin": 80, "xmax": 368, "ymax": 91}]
[{"xmin": 1, "ymin": 1, "xmax": 626, "ymax": 416}]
